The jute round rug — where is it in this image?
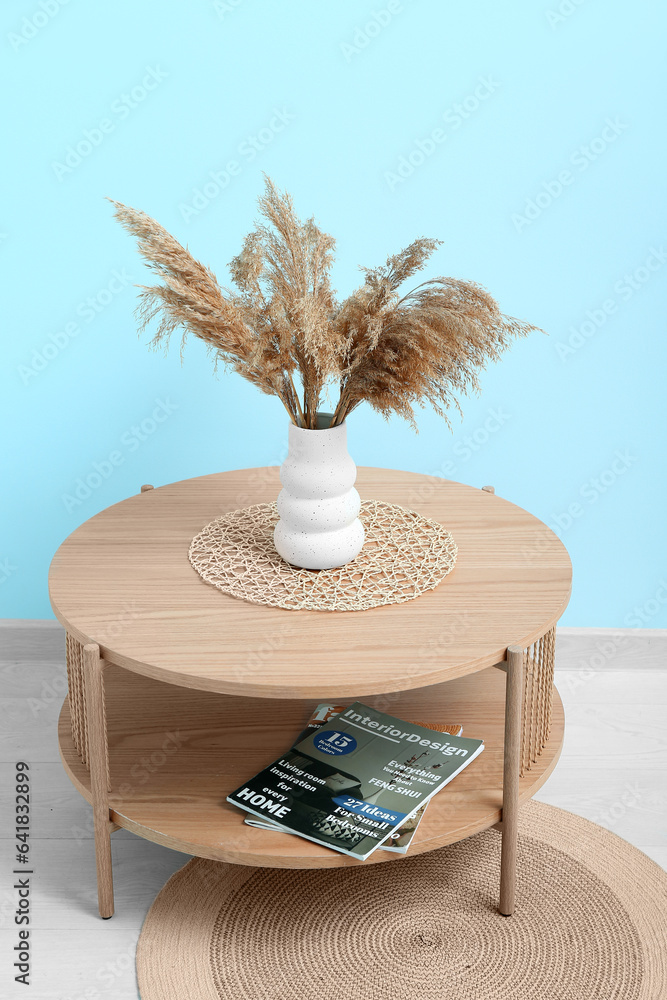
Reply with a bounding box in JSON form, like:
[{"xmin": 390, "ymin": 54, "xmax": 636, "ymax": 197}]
[{"xmin": 137, "ymin": 801, "xmax": 667, "ymax": 1000}]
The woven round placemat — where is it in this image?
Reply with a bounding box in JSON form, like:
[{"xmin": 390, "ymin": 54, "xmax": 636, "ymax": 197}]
[
  {"xmin": 137, "ymin": 801, "xmax": 667, "ymax": 1000},
  {"xmin": 188, "ymin": 500, "xmax": 457, "ymax": 611}
]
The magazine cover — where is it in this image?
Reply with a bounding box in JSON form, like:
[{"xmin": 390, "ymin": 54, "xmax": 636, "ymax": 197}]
[
  {"xmin": 228, "ymin": 701, "xmax": 484, "ymax": 860},
  {"xmin": 376, "ymin": 720, "xmax": 464, "ymax": 852},
  {"xmin": 245, "ymin": 704, "xmax": 464, "ymax": 855}
]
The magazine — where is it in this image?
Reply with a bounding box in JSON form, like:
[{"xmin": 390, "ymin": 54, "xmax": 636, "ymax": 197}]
[
  {"xmin": 244, "ymin": 704, "xmax": 464, "ymax": 854},
  {"xmin": 227, "ymin": 700, "xmax": 484, "ymax": 860}
]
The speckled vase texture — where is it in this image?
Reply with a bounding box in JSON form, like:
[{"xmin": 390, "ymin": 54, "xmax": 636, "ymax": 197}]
[{"xmin": 273, "ymin": 414, "xmax": 365, "ymax": 570}]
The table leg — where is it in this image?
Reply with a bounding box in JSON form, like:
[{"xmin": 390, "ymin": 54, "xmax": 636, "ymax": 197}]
[
  {"xmin": 83, "ymin": 643, "xmax": 115, "ymax": 919},
  {"xmin": 499, "ymin": 644, "xmax": 524, "ymax": 916}
]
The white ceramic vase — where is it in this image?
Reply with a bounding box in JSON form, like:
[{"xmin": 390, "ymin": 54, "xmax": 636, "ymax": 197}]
[{"xmin": 273, "ymin": 413, "xmax": 365, "ymax": 570}]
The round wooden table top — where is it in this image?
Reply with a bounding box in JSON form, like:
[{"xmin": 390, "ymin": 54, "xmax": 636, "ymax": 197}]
[{"xmin": 48, "ymin": 467, "xmax": 572, "ymax": 699}]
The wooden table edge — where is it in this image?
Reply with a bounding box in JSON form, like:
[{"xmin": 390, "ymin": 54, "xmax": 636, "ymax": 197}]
[
  {"xmin": 48, "ymin": 596, "xmax": 571, "ymax": 699},
  {"xmin": 48, "ymin": 467, "xmax": 573, "ymax": 698}
]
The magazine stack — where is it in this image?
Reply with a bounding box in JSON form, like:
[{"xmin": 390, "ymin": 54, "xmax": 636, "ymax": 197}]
[{"xmin": 228, "ymin": 701, "xmax": 484, "ymax": 860}]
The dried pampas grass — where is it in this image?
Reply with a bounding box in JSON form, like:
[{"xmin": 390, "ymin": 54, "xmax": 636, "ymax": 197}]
[{"xmin": 110, "ymin": 175, "xmax": 541, "ymax": 429}]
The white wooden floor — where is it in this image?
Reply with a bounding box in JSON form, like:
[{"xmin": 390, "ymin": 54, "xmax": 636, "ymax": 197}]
[{"xmin": 1, "ymin": 622, "xmax": 665, "ymax": 999}]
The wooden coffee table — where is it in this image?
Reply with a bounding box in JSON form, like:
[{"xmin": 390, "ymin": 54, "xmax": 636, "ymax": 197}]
[{"xmin": 48, "ymin": 467, "xmax": 571, "ymax": 919}]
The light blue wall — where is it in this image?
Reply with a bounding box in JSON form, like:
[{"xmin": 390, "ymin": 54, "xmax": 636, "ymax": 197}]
[{"xmin": 2, "ymin": 0, "xmax": 665, "ymax": 626}]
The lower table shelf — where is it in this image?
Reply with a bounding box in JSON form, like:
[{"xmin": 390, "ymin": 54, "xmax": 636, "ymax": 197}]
[{"xmin": 58, "ymin": 663, "xmax": 564, "ymax": 870}]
